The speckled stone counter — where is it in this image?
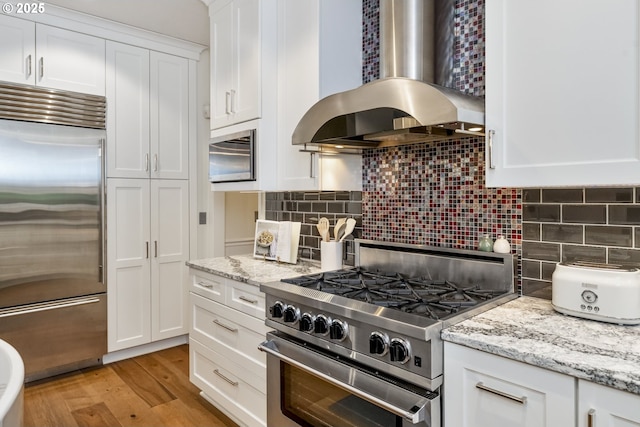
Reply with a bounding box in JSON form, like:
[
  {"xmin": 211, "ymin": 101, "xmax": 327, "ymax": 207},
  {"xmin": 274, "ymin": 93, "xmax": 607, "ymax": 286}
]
[
  {"xmin": 441, "ymin": 296, "xmax": 640, "ymax": 395},
  {"xmin": 186, "ymin": 254, "xmax": 323, "ymax": 286}
]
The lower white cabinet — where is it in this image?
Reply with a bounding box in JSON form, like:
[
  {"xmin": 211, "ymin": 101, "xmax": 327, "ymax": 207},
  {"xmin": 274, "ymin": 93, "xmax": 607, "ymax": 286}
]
[
  {"xmin": 189, "ymin": 269, "xmax": 269, "ymax": 427},
  {"xmin": 107, "ymin": 178, "xmax": 189, "ymax": 351},
  {"xmin": 444, "ymin": 342, "xmax": 575, "ymax": 427},
  {"xmin": 578, "ymin": 380, "xmax": 640, "ymax": 426},
  {"xmin": 444, "ymin": 342, "xmax": 640, "ymax": 427}
]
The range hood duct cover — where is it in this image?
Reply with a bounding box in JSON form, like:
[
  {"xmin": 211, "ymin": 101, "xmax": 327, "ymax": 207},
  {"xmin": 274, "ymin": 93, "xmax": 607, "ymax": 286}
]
[{"xmin": 292, "ymin": 0, "xmax": 484, "ymax": 149}]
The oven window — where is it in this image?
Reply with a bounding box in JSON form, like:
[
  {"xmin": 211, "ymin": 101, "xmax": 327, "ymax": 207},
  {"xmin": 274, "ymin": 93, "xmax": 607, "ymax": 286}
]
[{"xmin": 281, "ymin": 361, "xmax": 402, "ymax": 427}]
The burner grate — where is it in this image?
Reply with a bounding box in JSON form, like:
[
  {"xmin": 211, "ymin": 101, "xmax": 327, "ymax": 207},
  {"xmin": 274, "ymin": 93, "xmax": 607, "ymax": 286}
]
[{"xmin": 281, "ymin": 267, "xmax": 506, "ymax": 320}]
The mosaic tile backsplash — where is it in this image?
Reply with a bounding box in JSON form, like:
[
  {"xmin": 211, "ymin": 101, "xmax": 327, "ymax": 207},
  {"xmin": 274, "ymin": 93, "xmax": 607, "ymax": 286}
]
[{"xmin": 264, "ymin": 0, "xmax": 640, "ymax": 299}]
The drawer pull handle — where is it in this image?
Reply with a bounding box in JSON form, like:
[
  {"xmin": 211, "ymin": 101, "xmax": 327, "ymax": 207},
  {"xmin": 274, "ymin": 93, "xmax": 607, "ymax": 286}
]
[
  {"xmin": 197, "ymin": 281, "xmax": 213, "ymax": 289},
  {"xmin": 239, "ymin": 296, "xmax": 258, "ymax": 304},
  {"xmin": 588, "ymin": 409, "xmax": 595, "ymax": 427},
  {"xmin": 475, "ymin": 382, "xmax": 527, "ymax": 405},
  {"xmin": 213, "ymin": 319, "xmax": 238, "ymax": 333},
  {"xmin": 214, "ymin": 369, "xmax": 238, "ymax": 386}
]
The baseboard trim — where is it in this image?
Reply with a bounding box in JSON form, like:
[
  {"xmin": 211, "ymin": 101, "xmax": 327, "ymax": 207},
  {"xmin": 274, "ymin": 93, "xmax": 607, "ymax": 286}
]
[{"xmin": 102, "ymin": 335, "xmax": 188, "ymax": 364}]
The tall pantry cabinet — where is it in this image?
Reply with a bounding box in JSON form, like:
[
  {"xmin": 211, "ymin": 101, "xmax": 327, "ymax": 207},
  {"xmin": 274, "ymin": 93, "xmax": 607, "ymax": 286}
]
[{"xmin": 106, "ymin": 40, "xmax": 191, "ymax": 352}]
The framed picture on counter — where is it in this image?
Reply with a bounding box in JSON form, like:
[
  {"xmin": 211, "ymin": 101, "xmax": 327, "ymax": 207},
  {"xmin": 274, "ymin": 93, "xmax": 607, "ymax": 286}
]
[{"xmin": 253, "ymin": 220, "xmax": 301, "ymax": 264}]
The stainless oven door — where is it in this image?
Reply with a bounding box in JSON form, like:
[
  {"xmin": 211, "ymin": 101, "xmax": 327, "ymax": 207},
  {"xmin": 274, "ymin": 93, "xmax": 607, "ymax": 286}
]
[{"xmin": 259, "ymin": 331, "xmax": 440, "ymax": 427}]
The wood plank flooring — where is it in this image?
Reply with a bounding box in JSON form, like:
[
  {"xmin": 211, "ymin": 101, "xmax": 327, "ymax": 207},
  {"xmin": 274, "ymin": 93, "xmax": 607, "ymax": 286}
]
[{"xmin": 23, "ymin": 344, "xmax": 239, "ymax": 427}]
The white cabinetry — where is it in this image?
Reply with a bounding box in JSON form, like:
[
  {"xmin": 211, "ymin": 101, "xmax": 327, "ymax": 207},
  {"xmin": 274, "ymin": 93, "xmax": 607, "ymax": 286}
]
[
  {"xmin": 444, "ymin": 342, "xmax": 575, "ymax": 427},
  {"xmin": 106, "ymin": 42, "xmax": 189, "ymax": 180},
  {"xmin": 209, "ymin": 0, "xmax": 260, "ymax": 129},
  {"xmin": 189, "ymin": 269, "xmax": 269, "ymax": 427},
  {"xmin": 107, "ymin": 179, "xmax": 189, "ymax": 352},
  {"xmin": 485, "ymin": 0, "xmax": 640, "ymax": 187},
  {"xmin": 0, "ymin": 14, "xmax": 105, "ymax": 95},
  {"xmin": 209, "ymin": 0, "xmax": 362, "ymax": 192},
  {"xmin": 275, "ymin": 0, "xmax": 362, "ymax": 191},
  {"xmin": 578, "ymin": 380, "xmax": 640, "ymax": 426}
]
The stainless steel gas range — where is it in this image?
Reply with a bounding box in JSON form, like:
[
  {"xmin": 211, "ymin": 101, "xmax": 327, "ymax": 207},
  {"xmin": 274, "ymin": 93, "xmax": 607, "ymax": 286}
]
[{"xmin": 259, "ymin": 239, "xmax": 516, "ymax": 427}]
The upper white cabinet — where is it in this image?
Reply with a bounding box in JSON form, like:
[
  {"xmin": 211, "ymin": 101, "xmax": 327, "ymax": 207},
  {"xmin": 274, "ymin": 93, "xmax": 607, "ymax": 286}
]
[
  {"xmin": 209, "ymin": 0, "xmax": 363, "ymax": 192},
  {"xmin": 0, "ymin": 14, "xmax": 105, "ymax": 95},
  {"xmin": 0, "ymin": 15, "xmax": 35, "ymax": 84},
  {"xmin": 485, "ymin": 0, "xmax": 640, "ymax": 187},
  {"xmin": 275, "ymin": 0, "xmax": 362, "ymax": 191},
  {"xmin": 106, "ymin": 41, "xmax": 189, "ymax": 179},
  {"xmin": 210, "ymin": 0, "xmax": 260, "ymax": 129}
]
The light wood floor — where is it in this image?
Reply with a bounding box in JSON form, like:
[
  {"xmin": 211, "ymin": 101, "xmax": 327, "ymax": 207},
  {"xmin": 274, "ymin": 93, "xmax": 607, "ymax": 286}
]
[{"xmin": 23, "ymin": 344, "xmax": 239, "ymax": 427}]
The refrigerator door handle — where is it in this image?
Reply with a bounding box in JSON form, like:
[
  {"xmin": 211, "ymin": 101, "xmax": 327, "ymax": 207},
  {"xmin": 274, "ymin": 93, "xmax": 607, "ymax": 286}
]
[{"xmin": 0, "ymin": 297, "xmax": 101, "ymax": 318}]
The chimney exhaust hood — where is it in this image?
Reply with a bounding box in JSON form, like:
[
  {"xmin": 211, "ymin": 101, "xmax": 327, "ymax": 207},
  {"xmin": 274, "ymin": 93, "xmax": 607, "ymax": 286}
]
[{"xmin": 292, "ymin": 0, "xmax": 485, "ymax": 150}]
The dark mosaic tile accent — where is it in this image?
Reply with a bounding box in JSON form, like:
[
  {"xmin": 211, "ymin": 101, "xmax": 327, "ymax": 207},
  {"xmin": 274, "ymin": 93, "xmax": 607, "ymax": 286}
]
[
  {"xmin": 562, "ymin": 205, "xmax": 606, "ymax": 224},
  {"xmin": 585, "ymin": 187, "xmax": 633, "ymax": 203},
  {"xmin": 362, "ymin": 0, "xmax": 379, "ymax": 84},
  {"xmin": 562, "ymin": 245, "xmax": 606, "ymax": 264},
  {"xmin": 585, "ymin": 225, "xmax": 633, "ymax": 247},
  {"xmin": 541, "ymin": 224, "xmax": 583, "ymax": 244},
  {"xmin": 362, "ymin": 138, "xmax": 522, "ymax": 253},
  {"xmin": 454, "ymin": 0, "xmax": 485, "ymax": 96},
  {"xmin": 522, "ymin": 204, "xmax": 560, "ymax": 222},
  {"xmin": 609, "ymin": 248, "xmax": 640, "ymax": 266},
  {"xmin": 609, "ymin": 205, "xmax": 640, "ymax": 225},
  {"xmin": 542, "ymin": 188, "xmax": 583, "ymax": 203}
]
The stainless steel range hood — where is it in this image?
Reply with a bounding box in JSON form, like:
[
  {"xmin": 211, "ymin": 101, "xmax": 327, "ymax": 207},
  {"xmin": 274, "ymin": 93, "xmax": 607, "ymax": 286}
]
[{"xmin": 292, "ymin": 0, "xmax": 485, "ymax": 150}]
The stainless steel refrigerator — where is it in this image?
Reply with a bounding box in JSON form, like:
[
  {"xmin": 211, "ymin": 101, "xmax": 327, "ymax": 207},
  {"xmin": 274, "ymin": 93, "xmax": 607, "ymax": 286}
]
[{"xmin": 0, "ymin": 82, "xmax": 107, "ymax": 382}]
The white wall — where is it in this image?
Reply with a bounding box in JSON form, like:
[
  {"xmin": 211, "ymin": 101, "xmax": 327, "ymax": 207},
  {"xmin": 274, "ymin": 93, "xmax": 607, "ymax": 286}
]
[{"xmin": 44, "ymin": 0, "xmax": 209, "ymax": 45}]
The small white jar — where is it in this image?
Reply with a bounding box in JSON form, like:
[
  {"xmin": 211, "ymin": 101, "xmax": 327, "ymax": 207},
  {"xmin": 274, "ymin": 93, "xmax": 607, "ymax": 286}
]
[{"xmin": 493, "ymin": 235, "xmax": 511, "ymax": 253}]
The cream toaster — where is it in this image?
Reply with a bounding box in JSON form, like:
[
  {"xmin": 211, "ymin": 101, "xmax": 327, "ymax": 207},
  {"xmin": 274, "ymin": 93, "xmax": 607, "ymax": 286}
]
[{"xmin": 552, "ymin": 261, "xmax": 640, "ymax": 325}]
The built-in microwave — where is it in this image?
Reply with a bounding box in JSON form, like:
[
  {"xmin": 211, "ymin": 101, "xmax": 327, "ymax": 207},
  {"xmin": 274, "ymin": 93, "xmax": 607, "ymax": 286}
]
[{"xmin": 208, "ymin": 129, "xmax": 256, "ymax": 183}]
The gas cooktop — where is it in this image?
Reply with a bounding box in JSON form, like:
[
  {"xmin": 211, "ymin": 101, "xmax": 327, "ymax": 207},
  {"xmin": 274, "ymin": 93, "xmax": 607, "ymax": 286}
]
[{"xmin": 281, "ymin": 267, "xmax": 507, "ymax": 321}]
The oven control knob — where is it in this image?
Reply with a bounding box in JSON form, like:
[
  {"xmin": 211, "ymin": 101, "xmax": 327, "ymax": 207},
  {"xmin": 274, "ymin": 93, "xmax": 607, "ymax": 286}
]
[
  {"xmin": 283, "ymin": 305, "xmax": 300, "ymax": 324},
  {"xmin": 314, "ymin": 314, "xmax": 331, "ymax": 335},
  {"xmin": 329, "ymin": 319, "xmax": 349, "ymax": 342},
  {"xmin": 299, "ymin": 313, "xmax": 315, "ymax": 333},
  {"xmin": 389, "ymin": 338, "xmax": 411, "ymax": 364},
  {"xmin": 270, "ymin": 301, "xmax": 285, "ymax": 318},
  {"xmin": 369, "ymin": 331, "xmax": 389, "ymax": 356}
]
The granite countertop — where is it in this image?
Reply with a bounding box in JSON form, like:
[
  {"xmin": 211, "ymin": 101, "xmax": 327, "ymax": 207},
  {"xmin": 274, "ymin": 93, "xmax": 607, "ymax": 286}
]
[
  {"xmin": 441, "ymin": 296, "xmax": 640, "ymax": 395},
  {"xmin": 186, "ymin": 254, "xmax": 323, "ymax": 287}
]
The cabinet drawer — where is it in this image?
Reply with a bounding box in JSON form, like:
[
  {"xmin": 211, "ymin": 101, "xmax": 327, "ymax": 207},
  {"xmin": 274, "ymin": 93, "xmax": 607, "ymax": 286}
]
[
  {"xmin": 190, "ymin": 271, "xmax": 225, "ymax": 304},
  {"xmin": 190, "ymin": 338, "xmax": 266, "ymax": 427},
  {"xmin": 190, "ymin": 292, "xmax": 268, "ymax": 376},
  {"xmin": 226, "ymin": 279, "xmax": 265, "ymax": 319}
]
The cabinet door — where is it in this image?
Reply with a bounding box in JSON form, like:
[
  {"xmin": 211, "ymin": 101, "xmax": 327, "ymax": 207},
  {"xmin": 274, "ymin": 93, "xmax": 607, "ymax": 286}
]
[
  {"xmin": 485, "ymin": 0, "xmax": 640, "ymax": 187},
  {"xmin": 150, "ymin": 180, "xmax": 189, "ymax": 341},
  {"xmin": 0, "ymin": 15, "xmax": 35, "ymax": 85},
  {"xmin": 232, "ymin": 0, "xmax": 260, "ymax": 125},
  {"xmin": 35, "ymin": 24, "xmax": 105, "ymax": 96},
  {"xmin": 275, "ymin": 0, "xmax": 362, "ymax": 191},
  {"xmin": 106, "ymin": 42, "xmax": 150, "ymax": 178},
  {"xmin": 210, "ymin": 0, "xmax": 260, "ymax": 129},
  {"xmin": 210, "ymin": 0, "xmax": 235, "ymax": 129},
  {"xmin": 578, "ymin": 380, "xmax": 640, "ymax": 426},
  {"xmin": 444, "ymin": 342, "xmax": 575, "ymax": 427},
  {"xmin": 150, "ymin": 52, "xmax": 189, "ymax": 179},
  {"xmin": 106, "ymin": 179, "xmax": 151, "ymax": 352}
]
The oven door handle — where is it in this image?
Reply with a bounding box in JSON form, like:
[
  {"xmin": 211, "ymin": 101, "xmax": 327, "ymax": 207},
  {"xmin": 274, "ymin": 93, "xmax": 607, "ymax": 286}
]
[{"xmin": 259, "ymin": 338, "xmax": 429, "ymax": 424}]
